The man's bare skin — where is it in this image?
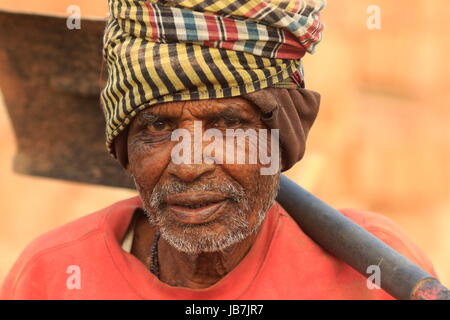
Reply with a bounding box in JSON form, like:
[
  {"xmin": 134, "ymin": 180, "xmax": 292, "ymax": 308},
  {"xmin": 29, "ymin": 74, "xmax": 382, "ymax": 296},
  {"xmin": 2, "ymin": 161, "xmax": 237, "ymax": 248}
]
[{"xmin": 126, "ymin": 97, "xmax": 281, "ymax": 289}]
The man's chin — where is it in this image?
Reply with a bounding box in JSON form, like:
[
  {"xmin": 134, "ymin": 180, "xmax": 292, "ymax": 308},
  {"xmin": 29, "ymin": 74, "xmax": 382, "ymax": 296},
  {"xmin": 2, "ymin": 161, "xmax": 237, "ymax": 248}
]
[{"xmin": 159, "ymin": 222, "xmax": 253, "ymax": 254}]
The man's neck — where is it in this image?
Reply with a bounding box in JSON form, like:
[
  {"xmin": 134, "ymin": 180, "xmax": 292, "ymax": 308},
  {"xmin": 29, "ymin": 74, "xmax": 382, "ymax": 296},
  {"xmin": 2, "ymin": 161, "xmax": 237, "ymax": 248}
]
[
  {"xmin": 131, "ymin": 211, "xmax": 260, "ymax": 289},
  {"xmin": 158, "ymin": 231, "xmax": 259, "ymax": 289}
]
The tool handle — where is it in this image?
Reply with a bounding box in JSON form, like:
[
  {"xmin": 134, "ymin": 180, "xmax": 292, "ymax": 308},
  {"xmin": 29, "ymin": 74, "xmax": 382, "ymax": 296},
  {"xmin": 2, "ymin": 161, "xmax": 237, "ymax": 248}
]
[{"xmin": 276, "ymin": 175, "xmax": 449, "ymax": 300}]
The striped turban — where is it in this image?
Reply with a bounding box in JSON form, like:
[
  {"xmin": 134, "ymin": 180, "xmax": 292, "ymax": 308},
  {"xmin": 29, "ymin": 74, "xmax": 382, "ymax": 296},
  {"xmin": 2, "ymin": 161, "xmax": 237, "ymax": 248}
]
[{"xmin": 101, "ymin": 0, "xmax": 326, "ymax": 155}]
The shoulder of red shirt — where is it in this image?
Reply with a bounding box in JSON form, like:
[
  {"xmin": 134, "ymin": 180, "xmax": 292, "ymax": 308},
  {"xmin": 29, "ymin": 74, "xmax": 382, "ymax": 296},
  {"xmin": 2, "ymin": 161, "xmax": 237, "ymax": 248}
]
[
  {"xmin": 12, "ymin": 196, "xmax": 140, "ymax": 256},
  {"xmin": 275, "ymin": 204, "xmax": 437, "ymax": 279},
  {"xmin": 0, "ymin": 196, "xmax": 140, "ymax": 299},
  {"xmin": 338, "ymin": 207, "xmax": 438, "ymax": 278}
]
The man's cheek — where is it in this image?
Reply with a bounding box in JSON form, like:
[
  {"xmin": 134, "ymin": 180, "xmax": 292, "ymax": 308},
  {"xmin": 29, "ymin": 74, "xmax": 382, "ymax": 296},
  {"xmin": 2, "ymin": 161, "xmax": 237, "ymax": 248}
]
[
  {"xmin": 222, "ymin": 163, "xmax": 263, "ymax": 185},
  {"xmin": 130, "ymin": 144, "xmax": 174, "ymax": 185},
  {"xmin": 220, "ymin": 165, "xmax": 263, "ymax": 216}
]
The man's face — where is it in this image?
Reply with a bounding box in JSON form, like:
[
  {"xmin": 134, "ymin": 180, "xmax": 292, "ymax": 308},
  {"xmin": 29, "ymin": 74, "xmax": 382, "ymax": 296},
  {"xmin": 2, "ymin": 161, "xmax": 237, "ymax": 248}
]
[{"xmin": 127, "ymin": 97, "xmax": 281, "ymax": 253}]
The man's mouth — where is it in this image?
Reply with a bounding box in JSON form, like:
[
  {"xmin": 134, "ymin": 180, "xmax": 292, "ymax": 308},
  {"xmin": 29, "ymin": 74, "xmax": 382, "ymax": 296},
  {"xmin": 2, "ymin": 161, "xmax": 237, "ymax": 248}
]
[
  {"xmin": 165, "ymin": 192, "xmax": 228, "ymax": 224},
  {"xmin": 175, "ymin": 202, "xmax": 220, "ymax": 209}
]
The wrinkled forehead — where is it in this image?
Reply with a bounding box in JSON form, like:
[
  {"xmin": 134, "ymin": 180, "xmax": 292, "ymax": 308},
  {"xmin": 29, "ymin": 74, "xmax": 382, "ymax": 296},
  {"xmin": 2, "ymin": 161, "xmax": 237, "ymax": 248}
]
[{"xmin": 133, "ymin": 97, "xmax": 261, "ymax": 123}]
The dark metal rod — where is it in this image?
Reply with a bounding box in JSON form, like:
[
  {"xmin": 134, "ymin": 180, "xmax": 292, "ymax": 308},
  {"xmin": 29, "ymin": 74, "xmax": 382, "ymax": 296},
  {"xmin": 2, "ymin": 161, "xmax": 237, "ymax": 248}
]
[{"xmin": 276, "ymin": 174, "xmax": 450, "ymax": 300}]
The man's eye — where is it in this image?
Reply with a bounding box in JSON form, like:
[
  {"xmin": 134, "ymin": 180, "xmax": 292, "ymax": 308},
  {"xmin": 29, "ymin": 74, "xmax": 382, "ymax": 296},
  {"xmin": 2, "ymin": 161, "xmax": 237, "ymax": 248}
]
[
  {"xmin": 213, "ymin": 117, "xmax": 243, "ymax": 128},
  {"xmin": 148, "ymin": 120, "xmax": 172, "ymax": 132}
]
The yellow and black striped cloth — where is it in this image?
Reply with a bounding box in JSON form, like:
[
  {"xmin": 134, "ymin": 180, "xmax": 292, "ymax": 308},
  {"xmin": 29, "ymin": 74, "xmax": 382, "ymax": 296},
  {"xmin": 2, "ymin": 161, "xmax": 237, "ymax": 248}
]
[{"xmin": 100, "ymin": 0, "xmax": 325, "ymax": 154}]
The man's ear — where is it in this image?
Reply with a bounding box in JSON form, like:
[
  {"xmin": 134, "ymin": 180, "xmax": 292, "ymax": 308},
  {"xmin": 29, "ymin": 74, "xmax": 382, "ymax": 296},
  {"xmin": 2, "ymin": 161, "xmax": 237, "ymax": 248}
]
[{"xmin": 113, "ymin": 126, "xmax": 130, "ymax": 171}]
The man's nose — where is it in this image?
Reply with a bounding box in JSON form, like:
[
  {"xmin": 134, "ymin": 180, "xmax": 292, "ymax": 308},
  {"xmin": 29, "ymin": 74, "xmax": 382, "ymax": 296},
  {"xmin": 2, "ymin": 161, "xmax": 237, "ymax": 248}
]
[
  {"xmin": 167, "ymin": 162, "xmax": 216, "ymax": 183},
  {"xmin": 166, "ymin": 120, "xmax": 217, "ymax": 182}
]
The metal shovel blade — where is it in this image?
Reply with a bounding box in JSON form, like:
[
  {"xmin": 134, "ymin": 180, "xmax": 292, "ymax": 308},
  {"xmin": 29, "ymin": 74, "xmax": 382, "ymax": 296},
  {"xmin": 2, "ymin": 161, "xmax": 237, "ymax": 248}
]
[{"xmin": 0, "ymin": 10, "xmax": 134, "ymax": 189}]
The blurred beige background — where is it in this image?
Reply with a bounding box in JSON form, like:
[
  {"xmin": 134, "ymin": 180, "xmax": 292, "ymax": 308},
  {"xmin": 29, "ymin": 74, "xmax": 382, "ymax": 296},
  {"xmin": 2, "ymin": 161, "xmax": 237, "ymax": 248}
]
[{"xmin": 0, "ymin": 0, "xmax": 449, "ymax": 289}]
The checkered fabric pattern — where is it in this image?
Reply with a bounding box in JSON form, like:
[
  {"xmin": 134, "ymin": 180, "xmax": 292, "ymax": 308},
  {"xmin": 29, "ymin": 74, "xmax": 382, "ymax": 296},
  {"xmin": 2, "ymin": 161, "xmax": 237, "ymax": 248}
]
[{"xmin": 101, "ymin": 0, "xmax": 325, "ymax": 154}]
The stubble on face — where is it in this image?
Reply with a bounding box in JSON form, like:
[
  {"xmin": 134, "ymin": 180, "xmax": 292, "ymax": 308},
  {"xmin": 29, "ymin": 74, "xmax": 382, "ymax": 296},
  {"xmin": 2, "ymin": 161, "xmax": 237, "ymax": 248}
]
[{"xmin": 135, "ymin": 171, "xmax": 281, "ymax": 254}]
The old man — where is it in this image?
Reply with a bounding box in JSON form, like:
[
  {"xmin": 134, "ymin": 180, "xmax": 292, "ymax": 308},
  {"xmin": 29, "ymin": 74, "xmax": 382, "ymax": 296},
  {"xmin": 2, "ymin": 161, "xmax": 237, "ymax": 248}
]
[{"xmin": 1, "ymin": 0, "xmax": 437, "ymax": 299}]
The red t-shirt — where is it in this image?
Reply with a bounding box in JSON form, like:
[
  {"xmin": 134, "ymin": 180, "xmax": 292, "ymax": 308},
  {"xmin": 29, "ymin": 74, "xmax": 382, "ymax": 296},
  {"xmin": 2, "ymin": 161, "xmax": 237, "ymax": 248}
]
[{"xmin": 0, "ymin": 196, "xmax": 437, "ymax": 299}]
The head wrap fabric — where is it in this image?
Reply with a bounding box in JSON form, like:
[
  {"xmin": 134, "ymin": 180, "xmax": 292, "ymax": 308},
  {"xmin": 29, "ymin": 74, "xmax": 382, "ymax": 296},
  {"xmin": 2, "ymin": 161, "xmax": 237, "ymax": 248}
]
[
  {"xmin": 101, "ymin": 0, "xmax": 325, "ymax": 155},
  {"xmin": 242, "ymin": 87, "xmax": 321, "ymax": 170},
  {"xmin": 114, "ymin": 86, "xmax": 321, "ymax": 171}
]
